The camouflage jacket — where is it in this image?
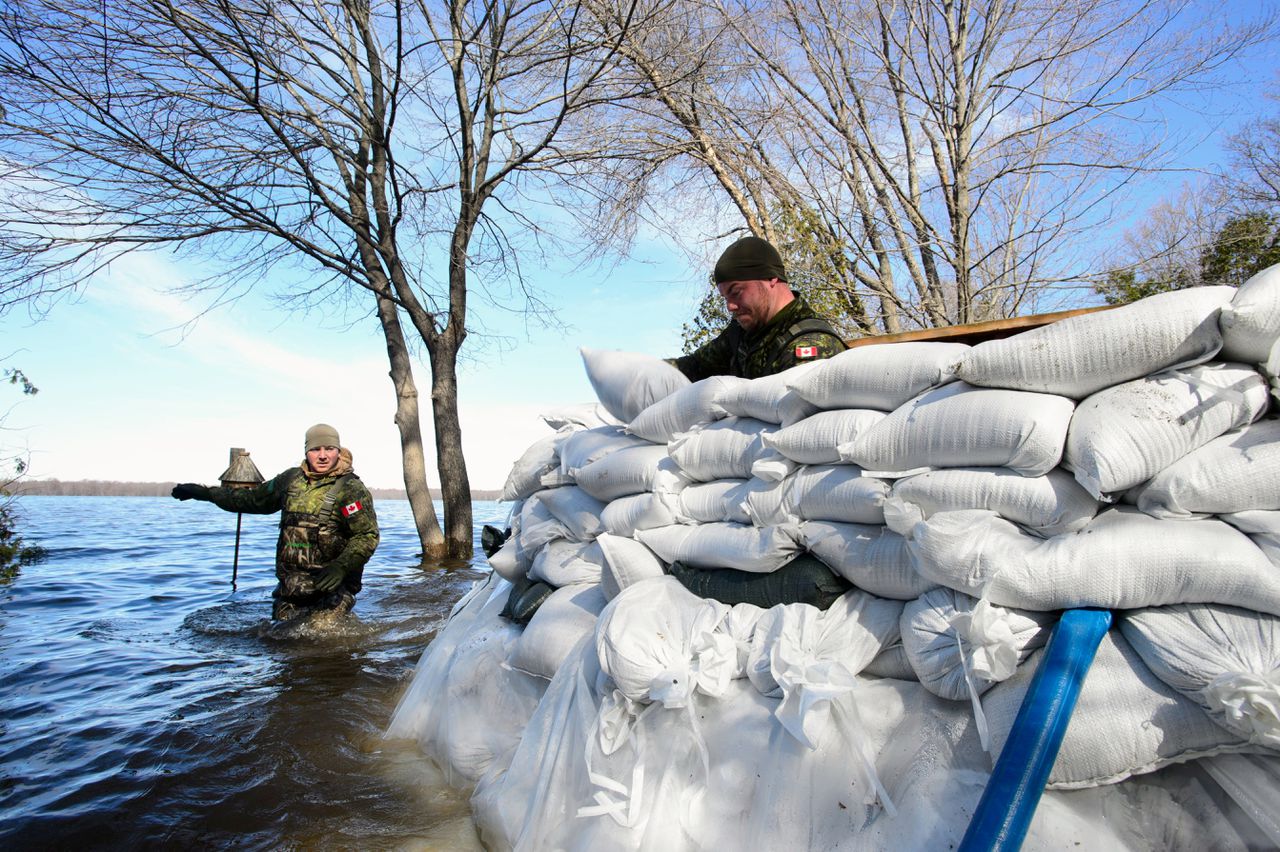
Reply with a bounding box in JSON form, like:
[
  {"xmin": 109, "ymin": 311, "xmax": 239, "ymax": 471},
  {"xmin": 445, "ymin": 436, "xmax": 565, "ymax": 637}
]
[
  {"xmin": 670, "ymin": 293, "xmax": 846, "ymax": 382},
  {"xmin": 207, "ymin": 466, "xmax": 380, "ymax": 591}
]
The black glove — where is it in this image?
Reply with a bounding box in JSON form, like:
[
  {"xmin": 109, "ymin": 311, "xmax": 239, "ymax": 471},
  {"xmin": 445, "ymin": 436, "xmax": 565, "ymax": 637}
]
[
  {"xmin": 171, "ymin": 483, "xmax": 211, "ymax": 501},
  {"xmin": 314, "ymin": 563, "xmax": 346, "ymax": 593}
]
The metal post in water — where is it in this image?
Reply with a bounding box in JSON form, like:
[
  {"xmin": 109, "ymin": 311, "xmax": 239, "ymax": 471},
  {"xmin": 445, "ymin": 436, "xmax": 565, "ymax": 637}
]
[{"xmin": 219, "ymin": 448, "xmax": 265, "ymax": 589}]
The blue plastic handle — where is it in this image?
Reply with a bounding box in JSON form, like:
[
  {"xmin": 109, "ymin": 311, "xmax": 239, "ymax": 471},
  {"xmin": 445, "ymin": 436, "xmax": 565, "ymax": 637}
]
[{"xmin": 958, "ymin": 608, "xmax": 1113, "ymax": 852}]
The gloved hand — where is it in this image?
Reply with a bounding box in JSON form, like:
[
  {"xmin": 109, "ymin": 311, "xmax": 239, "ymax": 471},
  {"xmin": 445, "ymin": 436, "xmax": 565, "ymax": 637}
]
[
  {"xmin": 314, "ymin": 563, "xmax": 346, "ymax": 593},
  {"xmin": 171, "ymin": 483, "xmax": 211, "ymax": 501}
]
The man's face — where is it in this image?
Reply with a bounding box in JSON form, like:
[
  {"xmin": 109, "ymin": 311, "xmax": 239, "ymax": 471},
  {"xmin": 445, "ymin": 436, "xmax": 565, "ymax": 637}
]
[
  {"xmin": 307, "ymin": 445, "xmax": 340, "ymax": 475},
  {"xmin": 717, "ymin": 278, "xmax": 783, "ymax": 332}
]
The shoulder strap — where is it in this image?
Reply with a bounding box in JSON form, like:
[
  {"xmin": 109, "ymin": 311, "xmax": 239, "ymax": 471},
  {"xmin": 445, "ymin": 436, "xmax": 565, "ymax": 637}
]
[{"xmin": 320, "ymin": 474, "xmax": 356, "ymax": 522}]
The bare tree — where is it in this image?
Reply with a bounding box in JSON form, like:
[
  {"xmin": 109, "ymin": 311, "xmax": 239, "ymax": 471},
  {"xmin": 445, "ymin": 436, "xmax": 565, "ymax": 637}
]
[
  {"xmin": 615, "ymin": 0, "xmax": 1274, "ymax": 334},
  {"xmin": 0, "ymin": 0, "xmax": 638, "ymax": 559}
]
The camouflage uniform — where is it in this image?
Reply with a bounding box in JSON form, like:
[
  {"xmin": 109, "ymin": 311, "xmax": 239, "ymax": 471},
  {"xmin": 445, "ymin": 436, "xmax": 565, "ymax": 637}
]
[
  {"xmin": 671, "ymin": 293, "xmax": 846, "ymax": 382},
  {"xmin": 208, "ymin": 463, "xmax": 379, "ymax": 620}
]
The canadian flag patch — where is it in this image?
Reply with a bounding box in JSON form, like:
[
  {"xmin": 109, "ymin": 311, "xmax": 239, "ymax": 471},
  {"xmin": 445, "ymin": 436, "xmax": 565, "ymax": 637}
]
[
  {"xmin": 341, "ymin": 501, "xmax": 363, "ymax": 518},
  {"xmin": 795, "ymin": 345, "xmax": 818, "ymax": 359}
]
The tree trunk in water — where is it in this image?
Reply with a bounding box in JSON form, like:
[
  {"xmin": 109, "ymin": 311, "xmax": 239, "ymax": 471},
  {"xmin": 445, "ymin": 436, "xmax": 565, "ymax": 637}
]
[
  {"xmin": 373, "ymin": 291, "xmax": 446, "ymax": 561},
  {"xmin": 430, "ymin": 339, "xmax": 473, "ymax": 560}
]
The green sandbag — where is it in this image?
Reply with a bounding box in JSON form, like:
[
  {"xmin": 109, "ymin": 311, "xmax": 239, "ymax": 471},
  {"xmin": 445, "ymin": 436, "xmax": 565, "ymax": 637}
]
[
  {"xmin": 668, "ymin": 553, "xmax": 851, "ymax": 610},
  {"xmin": 500, "ymin": 574, "xmax": 555, "ymax": 624}
]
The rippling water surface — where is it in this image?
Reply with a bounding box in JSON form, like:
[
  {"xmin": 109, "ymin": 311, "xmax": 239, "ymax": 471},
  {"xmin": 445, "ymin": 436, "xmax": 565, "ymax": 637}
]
[{"xmin": 0, "ymin": 496, "xmax": 507, "ymax": 849}]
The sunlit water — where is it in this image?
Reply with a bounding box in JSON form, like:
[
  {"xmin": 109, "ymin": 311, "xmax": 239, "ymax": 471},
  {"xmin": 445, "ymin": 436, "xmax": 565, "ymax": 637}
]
[{"xmin": 0, "ymin": 496, "xmax": 508, "ymax": 849}]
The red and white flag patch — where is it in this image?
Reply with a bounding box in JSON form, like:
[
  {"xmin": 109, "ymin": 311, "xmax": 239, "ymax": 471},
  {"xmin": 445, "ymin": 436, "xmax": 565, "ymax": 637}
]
[
  {"xmin": 341, "ymin": 501, "xmax": 364, "ymax": 518},
  {"xmin": 795, "ymin": 345, "xmax": 818, "ymax": 359}
]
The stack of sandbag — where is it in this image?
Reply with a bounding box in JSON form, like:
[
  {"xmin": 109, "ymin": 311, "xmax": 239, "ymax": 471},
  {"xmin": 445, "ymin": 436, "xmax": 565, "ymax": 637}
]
[{"xmin": 393, "ymin": 266, "xmax": 1280, "ymax": 848}]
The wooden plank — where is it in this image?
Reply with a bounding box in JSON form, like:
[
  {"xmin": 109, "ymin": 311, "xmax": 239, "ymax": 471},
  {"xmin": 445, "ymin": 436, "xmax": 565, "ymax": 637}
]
[{"xmin": 844, "ymin": 305, "xmax": 1114, "ymax": 349}]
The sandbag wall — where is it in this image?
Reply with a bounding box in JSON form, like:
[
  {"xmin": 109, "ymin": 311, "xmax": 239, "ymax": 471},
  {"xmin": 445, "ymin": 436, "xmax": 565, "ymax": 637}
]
[{"xmin": 390, "ymin": 266, "xmax": 1280, "ymax": 850}]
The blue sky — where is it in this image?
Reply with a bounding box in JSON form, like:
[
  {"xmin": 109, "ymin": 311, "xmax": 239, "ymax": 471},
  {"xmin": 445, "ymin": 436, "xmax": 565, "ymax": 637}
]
[{"xmin": 2, "ymin": 15, "xmax": 1277, "ymax": 493}]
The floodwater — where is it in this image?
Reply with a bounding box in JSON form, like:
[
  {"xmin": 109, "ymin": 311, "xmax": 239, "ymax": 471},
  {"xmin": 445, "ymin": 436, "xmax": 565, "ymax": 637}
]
[{"xmin": 0, "ymin": 495, "xmax": 507, "ymax": 849}]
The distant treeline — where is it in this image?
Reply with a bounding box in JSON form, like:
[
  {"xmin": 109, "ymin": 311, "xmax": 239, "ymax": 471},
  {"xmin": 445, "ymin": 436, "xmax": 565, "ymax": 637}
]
[{"xmin": 9, "ymin": 479, "xmax": 503, "ymax": 501}]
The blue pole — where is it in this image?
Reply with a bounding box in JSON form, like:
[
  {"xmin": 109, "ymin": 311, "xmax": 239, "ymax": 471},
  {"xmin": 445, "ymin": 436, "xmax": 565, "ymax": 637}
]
[{"xmin": 958, "ymin": 608, "xmax": 1112, "ymax": 852}]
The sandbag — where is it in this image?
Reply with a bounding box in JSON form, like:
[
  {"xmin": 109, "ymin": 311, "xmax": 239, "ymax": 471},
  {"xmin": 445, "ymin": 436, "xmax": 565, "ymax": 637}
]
[
  {"xmin": 529, "ymin": 538, "xmax": 606, "ymax": 587},
  {"xmin": 558, "ymin": 425, "xmax": 651, "ymax": 477},
  {"xmin": 786, "ymin": 341, "xmax": 969, "ymax": 411},
  {"xmin": 597, "ymin": 533, "xmax": 667, "ymax": 601},
  {"xmin": 1132, "ymin": 419, "xmax": 1280, "ymax": 519},
  {"xmin": 788, "ymin": 463, "xmax": 890, "ymax": 525},
  {"xmin": 502, "ymin": 426, "xmax": 570, "ymax": 502},
  {"xmin": 581, "ymin": 347, "xmax": 691, "ymax": 424},
  {"xmin": 746, "ymin": 590, "xmax": 904, "ymax": 750},
  {"xmin": 1065, "ymin": 363, "xmax": 1269, "ymax": 498},
  {"xmin": 595, "ymin": 577, "xmax": 735, "ymax": 705},
  {"xmin": 512, "ymin": 493, "xmax": 570, "ymax": 571},
  {"xmin": 749, "ymin": 449, "xmax": 800, "ymax": 482},
  {"xmin": 1220, "ymin": 263, "xmax": 1280, "ymax": 363},
  {"xmin": 669, "ymin": 553, "xmax": 852, "ymax": 610},
  {"xmin": 900, "ymin": 588, "xmax": 1053, "ymax": 702},
  {"xmin": 985, "ymin": 630, "xmax": 1256, "ymax": 789},
  {"xmin": 540, "ymin": 402, "xmax": 621, "ymax": 430},
  {"xmin": 864, "ymin": 642, "xmax": 917, "ymax": 681},
  {"xmin": 906, "ymin": 507, "xmax": 1280, "ymax": 615},
  {"xmin": 801, "ymin": 520, "xmax": 936, "ymax": 600},
  {"xmin": 760, "ymin": 408, "xmax": 887, "ymax": 464},
  {"xmin": 501, "ymin": 574, "xmax": 557, "ymax": 624},
  {"xmin": 1121, "ymin": 603, "xmax": 1280, "ymax": 749},
  {"xmin": 600, "ymin": 491, "xmax": 680, "ymax": 536},
  {"xmin": 626, "ymin": 376, "xmax": 738, "ymax": 443},
  {"xmin": 714, "ymin": 362, "xmax": 820, "ymax": 425},
  {"xmin": 884, "ymin": 467, "xmax": 1099, "ymax": 538},
  {"xmin": 536, "ymin": 485, "xmax": 607, "ymax": 541},
  {"xmin": 574, "ymin": 443, "xmax": 684, "ymax": 502},
  {"xmin": 840, "ymin": 382, "xmax": 1075, "ymax": 477},
  {"xmin": 636, "ymin": 521, "xmax": 803, "ymax": 573},
  {"xmin": 667, "ymin": 417, "xmax": 776, "ymax": 481},
  {"xmin": 507, "ymin": 583, "xmax": 608, "ymax": 681},
  {"xmin": 955, "ymin": 286, "xmax": 1235, "ymax": 398},
  {"xmin": 675, "ymin": 478, "xmax": 755, "ymax": 525}
]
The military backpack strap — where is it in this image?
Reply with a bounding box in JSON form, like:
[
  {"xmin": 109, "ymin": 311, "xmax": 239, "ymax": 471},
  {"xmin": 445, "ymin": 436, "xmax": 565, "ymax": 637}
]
[
  {"xmin": 764, "ymin": 316, "xmax": 845, "ymax": 367},
  {"xmin": 319, "ymin": 474, "xmax": 356, "ymax": 523}
]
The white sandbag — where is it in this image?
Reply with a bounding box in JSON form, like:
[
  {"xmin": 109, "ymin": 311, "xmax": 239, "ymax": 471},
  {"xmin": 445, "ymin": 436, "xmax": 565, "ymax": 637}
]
[
  {"xmin": 386, "ymin": 574, "xmax": 547, "ymax": 784},
  {"xmin": 502, "ymin": 426, "xmax": 570, "ymax": 502},
  {"xmin": 1121, "ymin": 603, "xmax": 1280, "ymax": 749},
  {"xmin": 1220, "ymin": 263, "xmax": 1280, "ymax": 363},
  {"xmin": 514, "ymin": 493, "xmax": 570, "ymax": 569},
  {"xmin": 737, "ymin": 476, "xmax": 793, "ymax": 526},
  {"xmin": 786, "ymin": 341, "xmax": 969, "ymax": 411},
  {"xmin": 1132, "ymin": 419, "xmax": 1280, "ymax": 519},
  {"xmin": 507, "ymin": 583, "xmax": 608, "ymax": 681},
  {"xmin": 884, "ymin": 467, "xmax": 1099, "ymax": 537},
  {"xmin": 1065, "ymin": 363, "xmax": 1269, "ymax": 498},
  {"xmin": 600, "ymin": 491, "xmax": 680, "ymax": 536},
  {"xmin": 597, "ymin": 533, "xmax": 667, "ymax": 601},
  {"xmin": 789, "ymin": 463, "xmax": 890, "ymax": 525},
  {"xmin": 535, "ymin": 485, "xmax": 607, "ymax": 541},
  {"xmin": 907, "ymin": 507, "xmax": 1280, "ymax": 615},
  {"xmin": 596, "ymin": 577, "xmax": 735, "ymax": 705},
  {"xmin": 574, "ymin": 443, "xmax": 684, "ymax": 502},
  {"xmin": 985, "ymin": 630, "xmax": 1257, "ymax": 789},
  {"xmin": 626, "ymin": 376, "xmax": 738, "ymax": 443},
  {"xmin": 558, "ymin": 424, "xmax": 651, "ymax": 477},
  {"xmin": 529, "ymin": 539, "xmax": 606, "ymax": 587},
  {"xmin": 901, "ymin": 588, "xmax": 1053, "ymax": 702},
  {"xmin": 760, "ymin": 408, "xmax": 887, "ymax": 464},
  {"xmin": 840, "ymin": 382, "xmax": 1075, "ymax": 477},
  {"xmin": 675, "ymin": 478, "xmax": 754, "ymax": 525},
  {"xmin": 719, "ymin": 602, "xmax": 766, "ymax": 678},
  {"xmin": 956, "ymin": 286, "xmax": 1236, "ymax": 398},
  {"xmin": 746, "ymin": 590, "xmax": 904, "ymax": 749},
  {"xmin": 749, "ymin": 449, "xmax": 800, "ymax": 482},
  {"xmin": 580, "ymin": 347, "xmax": 691, "ymax": 424},
  {"xmin": 636, "ymin": 521, "xmax": 803, "ymax": 573},
  {"xmin": 540, "ymin": 401, "xmax": 621, "ymax": 430},
  {"xmin": 864, "ymin": 642, "xmax": 917, "ymax": 680},
  {"xmin": 667, "ymin": 417, "xmax": 775, "ymax": 481},
  {"xmin": 801, "ymin": 521, "xmax": 936, "ymax": 600},
  {"xmin": 486, "ymin": 537, "xmax": 524, "ymax": 582},
  {"xmin": 714, "ymin": 362, "xmax": 820, "ymax": 425}
]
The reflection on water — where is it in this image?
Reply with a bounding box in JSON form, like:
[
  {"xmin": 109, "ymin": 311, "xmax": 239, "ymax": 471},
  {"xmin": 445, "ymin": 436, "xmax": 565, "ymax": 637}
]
[{"xmin": 0, "ymin": 496, "xmax": 508, "ymax": 849}]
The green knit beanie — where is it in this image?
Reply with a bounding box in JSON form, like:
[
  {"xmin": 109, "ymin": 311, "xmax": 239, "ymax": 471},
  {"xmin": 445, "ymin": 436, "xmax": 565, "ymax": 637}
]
[
  {"xmin": 713, "ymin": 236, "xmax": 787, "ymax": 284},
  {"xmin": 304, "ymin": 423, "xmax": 340, "ymax": 451}
]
